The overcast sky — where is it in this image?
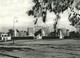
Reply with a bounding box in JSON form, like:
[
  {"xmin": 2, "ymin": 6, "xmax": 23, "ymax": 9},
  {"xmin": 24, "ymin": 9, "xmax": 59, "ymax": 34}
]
[{"xmin": 0, "ymin": 0, "xmax": 80, "ymax": 32}]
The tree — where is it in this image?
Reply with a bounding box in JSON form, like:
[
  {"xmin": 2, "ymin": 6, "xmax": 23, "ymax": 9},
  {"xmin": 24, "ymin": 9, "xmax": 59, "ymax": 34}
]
[
  {"xmin": 27, "ymin": 0, "xmax": 74, "ymax": 30},
  {"xmin": 69, "ymin": 2, "xmax": 80, "ymax": 27},
  {"xmin": 7, "ymin": 29, "xmax": 14, "ymax": 37}
]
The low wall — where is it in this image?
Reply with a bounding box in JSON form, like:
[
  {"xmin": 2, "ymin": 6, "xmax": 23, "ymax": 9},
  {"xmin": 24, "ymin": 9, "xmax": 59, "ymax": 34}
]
[
  {"xmin": 12, "ymin": 37, "xmax": 34, "ymax": 40},
  {"xmin": 0, "ymin": 37, "xmax": 1, "ymax": 40},
  {"xmin": 42, "ymin": 36, "xmax": 59, "ymax": 39},
  {"xmin": 0, "ymin": 36, "xmax": 79, "ymax": 41}
]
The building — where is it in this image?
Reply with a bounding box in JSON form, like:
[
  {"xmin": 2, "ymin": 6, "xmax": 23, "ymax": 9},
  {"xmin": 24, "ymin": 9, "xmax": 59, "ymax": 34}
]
[
  {"xmin": 12, "ymin": 26, "xmax": 70, "ymax": 39},
  {"xmin": 58, "ymin": 28, "xmax": 69, "ymax": 39},
  {"xmin": 14, "ymin": 30, "xmax": 28, "ymax": 37}
]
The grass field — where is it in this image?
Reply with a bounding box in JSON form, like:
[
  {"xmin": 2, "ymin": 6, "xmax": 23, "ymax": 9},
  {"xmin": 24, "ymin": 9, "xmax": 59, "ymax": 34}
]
[{"xmin": 0, "ymin": 39, "xmax": 80, "ymax": 58}]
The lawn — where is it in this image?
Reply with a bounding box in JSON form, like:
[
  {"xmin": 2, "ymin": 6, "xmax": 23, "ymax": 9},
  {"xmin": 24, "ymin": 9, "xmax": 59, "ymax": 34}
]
[{"xmin": 0, "ymin": 39, "xmax": 80, "ymax": 58}]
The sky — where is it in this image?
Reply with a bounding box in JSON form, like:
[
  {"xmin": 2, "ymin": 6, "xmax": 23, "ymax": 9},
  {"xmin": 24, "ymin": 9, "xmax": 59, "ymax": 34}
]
[
  {"xmin": 0, "ymin": 0, "xmax": 80, "ymax": 32},
  {"xmin": 0, "ymin": 0, "xmax": 35, "ymax": 32}
]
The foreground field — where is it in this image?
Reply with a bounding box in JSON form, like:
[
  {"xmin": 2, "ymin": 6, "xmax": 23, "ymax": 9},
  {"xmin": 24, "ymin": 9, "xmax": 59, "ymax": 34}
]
[{"xmin": 0, "ymin": 39, "xmax": 80, "ymax": 58}]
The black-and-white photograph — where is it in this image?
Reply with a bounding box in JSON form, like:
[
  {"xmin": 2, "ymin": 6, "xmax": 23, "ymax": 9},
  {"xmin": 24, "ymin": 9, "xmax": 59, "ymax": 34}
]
[{"xmin": 0, "ymin": 0, "xmax": 80, "ymax": 58}]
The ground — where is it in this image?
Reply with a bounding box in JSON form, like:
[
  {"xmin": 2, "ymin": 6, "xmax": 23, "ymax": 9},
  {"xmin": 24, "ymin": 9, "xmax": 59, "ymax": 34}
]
[{"xmin": 0, "ymin": 39, "xmax": 80, "ymax": 58}]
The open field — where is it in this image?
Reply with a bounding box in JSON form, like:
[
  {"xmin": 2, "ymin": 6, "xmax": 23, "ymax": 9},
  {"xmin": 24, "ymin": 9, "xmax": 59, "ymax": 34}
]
[{"xmin": 0, "ymin": 39, "xmax": 80, "ymax": 58}]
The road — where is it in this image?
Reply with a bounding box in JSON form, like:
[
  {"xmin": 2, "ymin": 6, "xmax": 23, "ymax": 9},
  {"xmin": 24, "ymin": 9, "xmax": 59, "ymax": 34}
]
[{"xmin": 0, "ymin": 39, "xmax": 80, "ymax": 58}]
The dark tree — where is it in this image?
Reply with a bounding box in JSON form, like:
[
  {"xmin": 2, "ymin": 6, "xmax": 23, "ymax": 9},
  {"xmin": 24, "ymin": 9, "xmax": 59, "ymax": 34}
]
[
  {"xmin": 7, "ymin": 29, "xmax": 14, "ymax": 37},
  {"xmin": 69, "ymin": 2, "xmax": 80, "ymax": 27},
  {"xmin": 27, "ymin": 0, "xmax": 74, "ymax": 29}
]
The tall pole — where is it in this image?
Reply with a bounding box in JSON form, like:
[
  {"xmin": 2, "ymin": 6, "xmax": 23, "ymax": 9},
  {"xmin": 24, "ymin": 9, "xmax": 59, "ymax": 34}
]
[
  {"xmin": 13, "ymin": 16, "xmax": 18, "ymax": 44},
  {"xmin": 13, "ymin": 17, "xmax": 15, "ymax": 44}
]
